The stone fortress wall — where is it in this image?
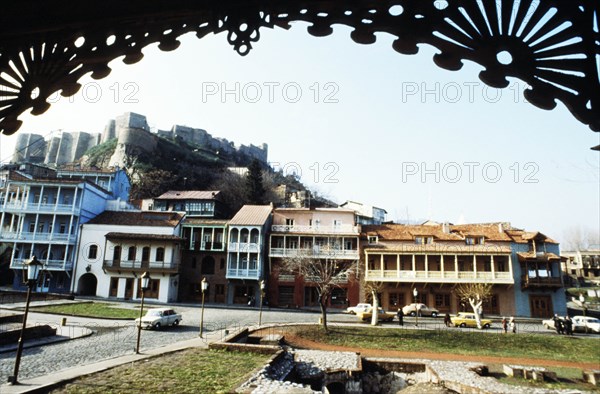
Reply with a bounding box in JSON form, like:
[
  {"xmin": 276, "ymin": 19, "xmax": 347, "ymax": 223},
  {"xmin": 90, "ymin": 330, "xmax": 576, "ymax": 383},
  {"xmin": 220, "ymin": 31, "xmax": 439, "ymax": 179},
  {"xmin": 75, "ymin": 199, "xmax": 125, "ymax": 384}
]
[{"xmin": 12, "ymin": 112, "xmax": 268, "ymax": 167}]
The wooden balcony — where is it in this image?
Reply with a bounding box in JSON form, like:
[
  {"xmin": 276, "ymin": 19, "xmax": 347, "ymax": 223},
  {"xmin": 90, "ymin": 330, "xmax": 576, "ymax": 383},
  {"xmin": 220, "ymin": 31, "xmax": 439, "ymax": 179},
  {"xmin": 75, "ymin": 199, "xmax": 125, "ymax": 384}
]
[
  {"xmin": 103, "ymin": 259, "xmax": 179, "ymax": 274},
  {"xmin": 521, "ymin": 275, "xmax": 562, "ymax": 290},
  {"xmin": 365, "ymin": 269, "xmax": 514, "ymax": 284}
]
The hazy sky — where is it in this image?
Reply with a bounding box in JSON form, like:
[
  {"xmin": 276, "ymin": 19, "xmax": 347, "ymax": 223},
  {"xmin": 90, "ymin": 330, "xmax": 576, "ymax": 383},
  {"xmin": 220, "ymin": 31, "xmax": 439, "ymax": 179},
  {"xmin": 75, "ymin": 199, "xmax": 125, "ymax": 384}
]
[{"xmin": 1, "ymin": 22, "xmax": 598, "ymax": 244}]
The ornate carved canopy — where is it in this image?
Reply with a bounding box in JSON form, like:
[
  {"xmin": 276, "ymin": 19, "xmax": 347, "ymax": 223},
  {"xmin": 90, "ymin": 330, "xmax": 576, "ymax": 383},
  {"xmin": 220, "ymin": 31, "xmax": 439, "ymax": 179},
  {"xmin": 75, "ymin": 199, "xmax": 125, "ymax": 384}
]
[{"xmin": 1, "ymin": 1, "xmax": 598, "ymax": 135}]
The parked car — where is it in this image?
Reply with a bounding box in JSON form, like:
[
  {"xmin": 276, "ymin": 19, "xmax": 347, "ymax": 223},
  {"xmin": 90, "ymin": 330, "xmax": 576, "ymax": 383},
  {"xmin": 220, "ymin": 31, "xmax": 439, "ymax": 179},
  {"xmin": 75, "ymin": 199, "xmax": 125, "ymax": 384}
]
[
  {"xmin": 357, "ymin": 307, "xmax": 396, "ymax": 322},
  {"xmin": 402, "ymin": 303, "xmax": 439, "ymax": 317},
  {"xmin": 541, "ymin": 315, "xmax": 596, "ymax": 333},
  {"xmin": 450, "ymin": 312, "xmax": 492, "ymax": 329},
  {"xmin": 346, "ymin": 303, "xmax": 372, "ymax": 315},
  {"xmin": 572, "ymin": 316, "xmax": 600, "ymax": 333},
  {"xmin": 135, "ymin": 308, "xmax": 182, "ymax": 330}
]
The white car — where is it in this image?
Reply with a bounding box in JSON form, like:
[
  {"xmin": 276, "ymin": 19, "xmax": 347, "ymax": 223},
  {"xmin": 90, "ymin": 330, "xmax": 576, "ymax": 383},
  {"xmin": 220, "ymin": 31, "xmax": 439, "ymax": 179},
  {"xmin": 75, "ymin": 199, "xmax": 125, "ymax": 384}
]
[
  {"xmin": 572, "ymin": 316, "xmax": 600, "ymax": 333},
  {"xmin": 346, "ymin": 303, "xmax": 372, "ymax": 315},
  {"xmin": 135, "ymin": 308, "xmax": 182, "ymax": 330}
]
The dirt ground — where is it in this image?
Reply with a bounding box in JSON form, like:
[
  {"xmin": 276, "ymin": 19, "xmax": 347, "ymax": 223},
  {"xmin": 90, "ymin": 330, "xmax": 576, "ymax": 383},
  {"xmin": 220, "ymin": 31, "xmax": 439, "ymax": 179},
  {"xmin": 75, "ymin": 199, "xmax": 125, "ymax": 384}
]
[{"xmin": 277, "ymin": 331, "xmax": 600, "ymax": 371}]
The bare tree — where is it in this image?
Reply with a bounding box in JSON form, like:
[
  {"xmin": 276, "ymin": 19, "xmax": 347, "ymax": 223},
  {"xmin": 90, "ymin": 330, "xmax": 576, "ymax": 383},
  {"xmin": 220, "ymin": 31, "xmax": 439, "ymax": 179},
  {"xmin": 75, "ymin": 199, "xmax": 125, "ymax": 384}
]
[
  {"xmin": 562, "ymin": 226, "xmax": 600, "ymax": 251},
  {"xmin": 454, "ymin": 283, "xmax": 493, "ymax": 329},
  {"xmin": 281, "ymin": 247, "xmax": 357, "ymax": 332},
  {"xmin": 364, "ymin": 281, "xmax": 385, "ymax": 326}
]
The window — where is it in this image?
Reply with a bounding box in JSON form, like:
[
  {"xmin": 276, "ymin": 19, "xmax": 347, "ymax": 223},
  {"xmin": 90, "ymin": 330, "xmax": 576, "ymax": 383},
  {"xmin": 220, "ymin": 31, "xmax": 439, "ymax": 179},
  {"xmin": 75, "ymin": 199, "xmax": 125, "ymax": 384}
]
[
  {"xmin": 63, "ymin": 195, "xmax": 70, "ymax": 204},
  {"xmin": 415, "ymin": 237, "xmax": 432, "ymax": 244},
  {"xmin": 155, "ymin": 247, "xmax": 165, "ymax": 262},
  {"xmin": 29, "ymin": 222, "xmax": 35, "ymax": 233},
  {"xmin": 201, "ymin": 256, "xmax": 215, "ymax": 274},
  {"xmin": 88, "ymin": 245, "xmax": 98, "ymax": 260},
  {"xmin": 128, "ymin": 246, "xmax": 136, "ymax": 261},
  {"xmin": 285, "ymin": 218, "xmax": 295, "ymax": 226},
  {"xmin": 113, "ymin": 246, "xmax": 121, "ymax": 262},
  {"xmin": 368, "ymin": 236, "xmax": 378, "ymax": 244},
  {"xmin": 466, "ymin": 237, "xmax": 484, "ymax": 245},
  {"xmin": 59, "ymin": 223, "xmax": 67, "ymax": 234},
  {"xmin": 142, "ymin": 247, "xmax": 150, "ymax": 262}
]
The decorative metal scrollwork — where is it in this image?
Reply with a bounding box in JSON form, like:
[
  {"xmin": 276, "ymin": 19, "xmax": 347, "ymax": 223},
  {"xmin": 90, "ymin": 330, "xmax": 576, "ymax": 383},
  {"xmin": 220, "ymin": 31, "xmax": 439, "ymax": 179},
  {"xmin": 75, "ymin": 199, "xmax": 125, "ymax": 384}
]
[{"xmin": 0, "ymin": 0, "xmax": 598, "ymax": 135}]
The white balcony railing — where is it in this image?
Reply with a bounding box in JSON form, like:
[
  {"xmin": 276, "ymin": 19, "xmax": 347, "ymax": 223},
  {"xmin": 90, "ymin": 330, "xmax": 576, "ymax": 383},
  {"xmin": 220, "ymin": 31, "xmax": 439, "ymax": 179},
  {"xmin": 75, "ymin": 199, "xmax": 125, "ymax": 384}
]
[
  {"xmin": 366, "ymin": 270, "xmax": 514, "ymax": 284},
  {"xmin": 269, "ymin": 247, "xmax": 359, "ymax": 259},
  {"xmin": 0, "ymin": 231, "xmax": 77, "ymax": 243},
  {"xmin": 103, "ymin": 260, "xmax": 179, "ymax": 271},
  {"xmin": 271, "ymin": 224, "xmax": 359, "ymax": 234},
  {"xmin": 228, "ymin": 242, "xmax": 260, "ymax": 252},
  {"xmin": 3, "ymin": 202, "xmax": 80, "ymax": 214},
  {"xmin": 11, "ymin": 258, "xmax": 73, "ymax": 271},
  {"xmin": 226, "ymin": 268, "xmax": 260, "ymax": 279}
]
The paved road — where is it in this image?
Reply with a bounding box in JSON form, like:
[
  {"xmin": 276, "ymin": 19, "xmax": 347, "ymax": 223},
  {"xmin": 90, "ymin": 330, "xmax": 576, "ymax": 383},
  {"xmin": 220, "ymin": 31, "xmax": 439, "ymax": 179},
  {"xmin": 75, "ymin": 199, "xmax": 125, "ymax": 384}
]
[{"xmin": 0, "ymin": 304, "xmax": 592, "ymax": 383}]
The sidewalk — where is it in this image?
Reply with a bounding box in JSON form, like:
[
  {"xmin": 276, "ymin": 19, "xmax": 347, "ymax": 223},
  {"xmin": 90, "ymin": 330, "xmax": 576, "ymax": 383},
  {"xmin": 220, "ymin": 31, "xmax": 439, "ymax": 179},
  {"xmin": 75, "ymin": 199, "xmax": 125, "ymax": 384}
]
[{"xmin": 0, "ymin": 328, "xmax": 226, "ymax": 394}]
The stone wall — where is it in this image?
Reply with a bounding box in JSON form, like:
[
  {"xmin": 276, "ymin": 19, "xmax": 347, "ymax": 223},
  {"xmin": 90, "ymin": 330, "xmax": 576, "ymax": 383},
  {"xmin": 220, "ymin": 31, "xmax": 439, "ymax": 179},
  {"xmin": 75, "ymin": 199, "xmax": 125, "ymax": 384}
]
[{"xmin": 12, "ymin": 133, "xmax": 46, "ymax": 163}]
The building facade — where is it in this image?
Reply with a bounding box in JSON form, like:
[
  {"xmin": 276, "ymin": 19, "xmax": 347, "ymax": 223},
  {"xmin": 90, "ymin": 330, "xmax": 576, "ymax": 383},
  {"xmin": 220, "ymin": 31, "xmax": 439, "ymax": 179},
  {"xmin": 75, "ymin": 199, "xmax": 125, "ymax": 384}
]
[
  {"xmin": 268, "ymin": 208, "xmax": 361, "ymax": 309},
  {"xmin": 362, "ymin": 222, "xmax": 566, "ymax": 318},
  {"xmin": 73, "ymin": 211, "xmax": 184, "ymax": 303},
  {"xmin": 226, "ymin": 205, "xmax": 272, "ymax": 305},
  {"xmin": 1, "ymin": 173, "xmax": 114, "ymax": 293}
]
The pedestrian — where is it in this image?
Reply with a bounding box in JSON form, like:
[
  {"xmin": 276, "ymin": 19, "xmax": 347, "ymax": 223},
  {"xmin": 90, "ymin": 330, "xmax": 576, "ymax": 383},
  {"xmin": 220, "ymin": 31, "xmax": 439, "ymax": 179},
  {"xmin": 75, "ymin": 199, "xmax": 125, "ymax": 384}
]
[
  {"xmin": 443, "ymin": 313, "xmax": 450, "ymax": 327},
  {"xmin": 552, "ymin": 314, "xmax": 561, "ymax": 334},
  {"xmin": 557, "ymin": 317, "xmax": 565, "ymax": 335},
  {"xmin": 501, "ymin": 317, "xmax": 508, "ymax": 333},
  {"xmin": 397, "ymin": 308, "xmax": 404, "ymax": 326},
  {"xmin": 509, "ymin": 316, "xmax": 516, "ymax": 333},
  {"xmin": 564, "ymin": 316, "xmax": 573, "ymax": 336}
]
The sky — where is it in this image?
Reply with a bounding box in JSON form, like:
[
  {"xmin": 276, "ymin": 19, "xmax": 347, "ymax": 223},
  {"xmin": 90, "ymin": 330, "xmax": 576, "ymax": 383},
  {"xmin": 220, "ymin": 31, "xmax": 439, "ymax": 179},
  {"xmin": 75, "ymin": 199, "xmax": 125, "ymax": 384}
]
[{"xmin": 0, "ymin": 22, "xmax": 599, "ymax": 245}]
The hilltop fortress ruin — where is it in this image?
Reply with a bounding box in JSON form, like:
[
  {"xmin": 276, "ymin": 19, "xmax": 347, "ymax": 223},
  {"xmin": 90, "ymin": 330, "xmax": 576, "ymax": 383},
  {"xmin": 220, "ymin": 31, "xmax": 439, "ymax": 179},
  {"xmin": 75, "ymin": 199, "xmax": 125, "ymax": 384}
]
[{"xmin": 12, "ymin": 112, "xmax": 268, "ymax": 167}]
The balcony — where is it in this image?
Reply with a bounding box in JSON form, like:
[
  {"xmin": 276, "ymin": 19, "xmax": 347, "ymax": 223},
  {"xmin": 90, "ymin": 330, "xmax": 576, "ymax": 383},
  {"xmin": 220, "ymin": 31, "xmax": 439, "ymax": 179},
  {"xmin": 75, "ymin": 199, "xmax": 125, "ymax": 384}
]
[
  {"xmin": 365, "ymin": 270, "xmax": 514, "ymax": 284},
  {"xmin": 521, "ymin": 275, "xmax": 562, "ymax": 290},
  {"xmin": 11, "ymin": 258, "xmax": 73, "ymax": 271},
  {"xmin": 185, "ymin": 241, "xmax": 225, "ymax": 251},
  {"xmin": 228, "ymin": 242, "xmax": 260, "ymax": 253},
  {"xmin": 0, "ymin": 231, "xmax": 77, "ymax": 244},
  {"xmin": 272, "ymin": 224, "xmax": 359, "ymax": 234},
  {"xmin": 270, "ymin": 247, "xmax": 359, "ymax": 259},
  {"xmin": 226, "ymin": 268, "xmax": 260, "ymax": 280},
  {"xmin": 103, "ymin": 259, "xmax": 179, "ymax": 274},
  {"xmin": 3, "ymin": 202, "xmax": 80, "ymax": 215}
]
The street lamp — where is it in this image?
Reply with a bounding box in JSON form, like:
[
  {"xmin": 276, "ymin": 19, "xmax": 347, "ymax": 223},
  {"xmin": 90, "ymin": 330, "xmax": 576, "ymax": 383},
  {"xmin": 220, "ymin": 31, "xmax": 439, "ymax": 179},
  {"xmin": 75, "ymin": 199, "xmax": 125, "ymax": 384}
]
[
  {"xmin": 135, "ymin": 272, "xmax": 151, "ymax": 354},
  {"xmin": 8, "ymin": 256, "xmax": 43, "ymax": 384},
  {"xmin": 199, "ymin": 277, "xmax": 208, "ymax": 337},
  {"xmin": 413, "ymin": 288, "xmax": 419, "ymax": 327},
  {"xmin": 579, "ymin": 293, "xmax": 588, "ymax": 334},
  {"xmin": 258, "ymin": 280, "xmax": 265, "ymax": 326}
]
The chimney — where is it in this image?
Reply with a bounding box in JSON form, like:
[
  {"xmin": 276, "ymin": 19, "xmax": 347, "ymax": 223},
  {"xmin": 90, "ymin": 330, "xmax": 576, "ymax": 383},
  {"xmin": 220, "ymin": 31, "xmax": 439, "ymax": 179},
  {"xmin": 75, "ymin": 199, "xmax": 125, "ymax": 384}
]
[{"xmin": 442, "ymin": 222, "xmax": 450, "ymax": 234}]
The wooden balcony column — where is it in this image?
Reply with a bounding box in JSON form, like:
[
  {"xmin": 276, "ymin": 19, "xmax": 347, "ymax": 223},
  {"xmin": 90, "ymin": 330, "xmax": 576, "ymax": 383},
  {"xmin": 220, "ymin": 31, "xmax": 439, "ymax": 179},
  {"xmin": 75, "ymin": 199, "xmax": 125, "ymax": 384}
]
[
  {"xmin": 365, "ymin": 251, "xmax": 370, "ymax": 278},
  {"xmin": 473, "ymin": 255, "xmax": 477, "ymax": 275},
  {"xmin": 454, "ymin": 255, "xmax": 458, "ymax": 275},
  {"xmin": 396, "ymin": 254, "xmax": 400, "ymax": 277},
  {"xmin": 55, "ymin": 186, "xmax": 61, "ymax": 210},
  {"xmin": 441, "ymin": 254, "xmax": 445, "ymax": 277},
  {"xmin": 425, "ymin": 254, "xmax": 429, "ymax": 277},
  {"xmin": 380, "ymin": 254, "xmax": 384, "ymax": 277},
  {"xmin": 509, "ymin": 254, "xmax": 514, "ymax": 277},
  {"xmin": 412, "ymin": 254, "xmax": 416, "ymax": 271},
  {"xmin": 491, "ymin": 255, "xmax": 496, "ymax": 278}
]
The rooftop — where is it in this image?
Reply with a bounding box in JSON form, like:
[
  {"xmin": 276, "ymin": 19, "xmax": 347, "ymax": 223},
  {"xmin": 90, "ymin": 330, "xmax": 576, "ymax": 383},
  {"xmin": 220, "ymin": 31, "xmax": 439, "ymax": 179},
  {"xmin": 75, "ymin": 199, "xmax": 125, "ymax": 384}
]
[
  {"xmin": 229, "ymin": 205, "xmax": 272, "ymax": 226},
  {"xmin": 86, "ymin": 211, "xmax": 184, "ymax": 227}
]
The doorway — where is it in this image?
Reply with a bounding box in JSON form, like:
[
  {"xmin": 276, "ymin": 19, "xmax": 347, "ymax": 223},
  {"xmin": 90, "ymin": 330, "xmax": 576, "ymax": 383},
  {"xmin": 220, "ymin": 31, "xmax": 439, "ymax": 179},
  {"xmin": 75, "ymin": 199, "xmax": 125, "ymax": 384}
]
[{"xmin": 530, "ymin": 295, "xmax": 553, "ymax": 318}]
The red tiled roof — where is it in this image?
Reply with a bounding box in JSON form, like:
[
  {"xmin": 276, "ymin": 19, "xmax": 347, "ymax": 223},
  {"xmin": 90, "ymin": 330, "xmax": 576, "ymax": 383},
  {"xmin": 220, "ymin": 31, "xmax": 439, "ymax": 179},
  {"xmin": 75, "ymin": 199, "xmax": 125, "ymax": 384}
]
[
  {"xmin": 155, "ymin": 190, "xmax": 221, "ymax": 200},
  {"xmin": 229, "ymin": 205, "xmax": 272, "ymax": 226},
  {"xmin": 105, "ymin": 232, "xmax": 183, "ymax": 242},
  {"xmin": 86, "ymin": 211, "xmax": 184, "ymax": 227}
]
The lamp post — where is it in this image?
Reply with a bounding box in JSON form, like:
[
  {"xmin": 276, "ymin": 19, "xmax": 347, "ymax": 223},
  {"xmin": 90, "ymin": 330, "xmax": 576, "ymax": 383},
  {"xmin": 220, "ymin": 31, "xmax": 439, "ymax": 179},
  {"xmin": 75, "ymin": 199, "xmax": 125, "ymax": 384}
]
[
  {"xmin": 199, "ymin": 277, "xmax": 208, "ymax": 337},
  {"xmin": 258, "ymin": 280, "xmax": 265, "ymax": 326},
  {"xmin": 135, "ymin": 272, "xmax": 151, "ymax": 354},
  {"xmin": 580, "ymin": 293, "xmax": 588, "ymax": 334},
  {"xmin": 8, "ymin": 256, "xmax": 43, "ymax": 384},
  {"xmin": 413, "ymin": 288, "xmax": 419, "ymax": 327}
]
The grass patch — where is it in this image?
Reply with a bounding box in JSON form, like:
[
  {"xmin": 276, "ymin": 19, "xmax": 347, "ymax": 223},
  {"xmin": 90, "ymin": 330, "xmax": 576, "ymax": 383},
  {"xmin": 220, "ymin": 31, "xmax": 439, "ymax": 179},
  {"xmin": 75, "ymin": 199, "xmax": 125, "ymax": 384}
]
[
  {"xmin": 292, "ymin": 326, "xmax": 600, "ymax": 363},
  {"xmin": 32, "ymin": 303, "xmax": 145, "ymax": 319},
  {"xmin": 50, "ymin": 349, "xmax": 269, "ymax": 394}
]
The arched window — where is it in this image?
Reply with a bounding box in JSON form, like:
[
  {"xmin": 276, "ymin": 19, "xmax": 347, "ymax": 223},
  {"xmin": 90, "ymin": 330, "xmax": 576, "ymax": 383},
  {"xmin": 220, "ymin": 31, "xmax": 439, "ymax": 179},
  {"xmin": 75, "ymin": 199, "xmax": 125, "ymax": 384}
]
[
  {"xmin": 142, "ymin": 247, "xmax": 150, "ymax": 263},
  {"xmin": 155, "ymin": 247, "xmax": 165, "ymax": 262},
  {"xmin": 128, "ymin": 246, "xmax": 136, "ymax": 261},
  {"xmin": 201, "ymin": 256, "xmax": 215, "ymax": 275},
  {"xmin": 88, "ymin": 245, "xmax": 98, "ymax": 260}
]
